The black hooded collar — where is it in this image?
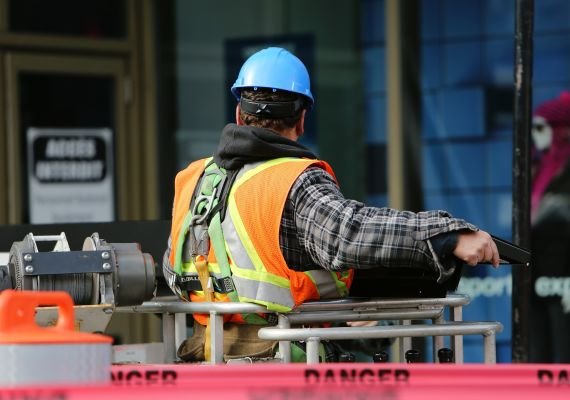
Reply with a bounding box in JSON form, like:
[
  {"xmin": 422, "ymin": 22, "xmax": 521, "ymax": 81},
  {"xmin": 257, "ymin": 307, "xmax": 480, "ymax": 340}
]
[{"xmin": 213, "ymin": 123, "xmax": 316, "ymax": 170}]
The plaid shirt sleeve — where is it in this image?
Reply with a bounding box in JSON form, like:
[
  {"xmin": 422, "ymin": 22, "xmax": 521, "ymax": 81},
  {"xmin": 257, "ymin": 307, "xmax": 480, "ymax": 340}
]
[{"xmin": 289, "ymin": 167, "xmax": 478, "ymax": 278}]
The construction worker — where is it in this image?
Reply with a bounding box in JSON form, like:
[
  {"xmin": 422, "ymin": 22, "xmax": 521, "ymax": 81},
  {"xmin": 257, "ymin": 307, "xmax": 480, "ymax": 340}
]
[{"xmin": 162, "ymin": 47, "xmax": 500, "ymax": 362}]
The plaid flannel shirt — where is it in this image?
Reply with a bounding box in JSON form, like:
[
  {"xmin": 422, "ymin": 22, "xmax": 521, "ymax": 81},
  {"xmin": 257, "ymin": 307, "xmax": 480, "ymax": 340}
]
[{"xmin": 280, "ymin": 167, "xmax": 477, "ymax": 280}]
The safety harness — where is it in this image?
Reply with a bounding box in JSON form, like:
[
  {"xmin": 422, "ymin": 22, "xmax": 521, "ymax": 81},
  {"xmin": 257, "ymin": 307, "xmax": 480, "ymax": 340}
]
[
  {"xmin": 177, "ymin": 159, "xmax": 233, "ymax": 293},
  {"xmin": 174, "ymin": 159, "xmax": 268, "ymax": 359}
]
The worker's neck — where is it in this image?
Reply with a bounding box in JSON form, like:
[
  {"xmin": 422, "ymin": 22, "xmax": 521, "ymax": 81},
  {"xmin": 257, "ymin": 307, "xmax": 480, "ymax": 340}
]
[{"xmin": 279, "ymin": 128, "xmax": 299, "ymax": 142}]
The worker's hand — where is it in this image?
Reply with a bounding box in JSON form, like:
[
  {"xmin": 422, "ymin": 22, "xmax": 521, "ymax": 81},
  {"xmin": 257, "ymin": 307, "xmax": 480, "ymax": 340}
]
[
  {"xmin": 453, "ymin": 230, "xmax": 500, "ymax": 268},
  {"xmin": 346, "ymin": 320, "xmax": 378, "ymax": 327}
]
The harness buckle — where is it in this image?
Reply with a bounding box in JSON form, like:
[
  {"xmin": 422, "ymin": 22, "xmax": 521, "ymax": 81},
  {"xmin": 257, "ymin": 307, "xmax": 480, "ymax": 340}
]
[{"xmin": 190, "ymin": 192, "xmax": 216, "ymax": 226}]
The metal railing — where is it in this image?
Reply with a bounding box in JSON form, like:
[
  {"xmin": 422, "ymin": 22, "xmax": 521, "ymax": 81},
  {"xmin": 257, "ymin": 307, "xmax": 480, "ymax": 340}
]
[
  {"xmin": 116, "ymin": 297, "xmax": 268, "ymax": 364},
  {"xmin": 259, "ymin": 321, "xmax": 503, "ymax": 364},
  {"xmin": 281, "ymin": 294, "xmax": 471, "ymax": 363},
  {"xmin": 116, "ymin": 294, "xmax": 501, "ymax": 364}
]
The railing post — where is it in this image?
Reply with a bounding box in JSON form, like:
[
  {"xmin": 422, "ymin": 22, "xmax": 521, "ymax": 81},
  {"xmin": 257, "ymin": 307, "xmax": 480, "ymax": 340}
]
[{"xmin": 306, "ymin": 338, "xmax": 321, "ymax": 364}]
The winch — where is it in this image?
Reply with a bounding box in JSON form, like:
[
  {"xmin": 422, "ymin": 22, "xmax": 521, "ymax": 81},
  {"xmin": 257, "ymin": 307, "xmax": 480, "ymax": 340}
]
[{"xmin": 1, "ymin": 231, "xmax": 156, "ymax": 306}]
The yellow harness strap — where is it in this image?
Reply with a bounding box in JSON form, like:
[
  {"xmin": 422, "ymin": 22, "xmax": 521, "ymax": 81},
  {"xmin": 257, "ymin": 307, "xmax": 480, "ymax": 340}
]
[{"xmin": 195, "ymin": 255, "xmax": 214, "ymax": 361}]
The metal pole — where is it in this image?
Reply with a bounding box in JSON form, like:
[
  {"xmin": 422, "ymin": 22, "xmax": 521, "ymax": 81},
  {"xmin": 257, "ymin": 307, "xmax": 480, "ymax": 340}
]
[
  {"xmin": 306, "ymin": 338, "xmax": 321, "ymax": 364},
  {"xmin": 278, "ymin": 314, "xmax": 292, "ymax": 363},
  {"xmin": 386, "ymin": 0, "xmax": 406, "ymax": 210},
  {"xmin": 386, "ymin": 0, "xmax": 421, "ymax": 212},
  {"xmin": 512, "ymin": 0, "xmax": 533, "ymax": 363},
  {"xmin": 162, "ymin": 313, "xmax": 176, "ymax": 363},
  {"xmin": 484, "ymin": 333, "xmax": 498, "ymax": 364}
]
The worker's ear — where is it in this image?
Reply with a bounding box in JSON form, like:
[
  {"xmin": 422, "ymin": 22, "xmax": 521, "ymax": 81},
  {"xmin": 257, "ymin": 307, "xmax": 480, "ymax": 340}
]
[
  {"xmin": 235, "ymin": 104, "xmax": 244, "ymax": 126},
  {"xmin": 295, "ymin": 109, "xmax": 306, "ymax": 138}
]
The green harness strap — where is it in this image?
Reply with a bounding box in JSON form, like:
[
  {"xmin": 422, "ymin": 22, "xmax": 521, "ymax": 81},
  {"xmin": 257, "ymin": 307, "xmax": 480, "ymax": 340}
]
[{"xmin": 193, "ymin": 161, "xmax": 267, "ymax": 325}]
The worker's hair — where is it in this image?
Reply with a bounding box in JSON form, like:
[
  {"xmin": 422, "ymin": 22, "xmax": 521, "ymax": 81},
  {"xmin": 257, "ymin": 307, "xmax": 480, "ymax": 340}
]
[{"xmin": 239, "ymin": 88, "xmax": 304, "ymax": 131}]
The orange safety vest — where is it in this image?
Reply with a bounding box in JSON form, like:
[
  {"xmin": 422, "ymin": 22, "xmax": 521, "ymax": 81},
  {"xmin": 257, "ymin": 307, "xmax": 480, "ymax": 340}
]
[{"xmin": 168, "ymin": 157, "xmax": 354, "ymax": 325}]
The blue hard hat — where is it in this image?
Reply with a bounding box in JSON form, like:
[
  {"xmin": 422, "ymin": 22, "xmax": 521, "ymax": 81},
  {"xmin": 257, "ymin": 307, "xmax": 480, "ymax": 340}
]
[{"xmin": 231, "ymin": 47, "xmax": 314, "ymax": 106}]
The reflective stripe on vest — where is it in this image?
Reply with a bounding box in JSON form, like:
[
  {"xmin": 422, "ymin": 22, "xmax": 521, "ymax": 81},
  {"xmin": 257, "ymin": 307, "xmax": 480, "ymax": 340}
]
[{"xmin": 222, "ymin": 207, "xmax": 294, "ymax": 310}]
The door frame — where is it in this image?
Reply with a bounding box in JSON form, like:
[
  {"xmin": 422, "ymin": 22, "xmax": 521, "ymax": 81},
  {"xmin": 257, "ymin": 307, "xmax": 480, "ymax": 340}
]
[
  {"xmin": 0, "ymin": 0, "xmax": 158, "ymax": 224},
  {"xmin": 5, "ymin": 53, "xmax": 129, "ymax": 223}
]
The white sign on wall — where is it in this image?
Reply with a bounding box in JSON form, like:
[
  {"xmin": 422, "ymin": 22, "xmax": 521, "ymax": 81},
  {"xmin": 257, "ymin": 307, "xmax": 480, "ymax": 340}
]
[{"xmin": 27, "ymin": 127, "xmax": 115, "ymax": 223}]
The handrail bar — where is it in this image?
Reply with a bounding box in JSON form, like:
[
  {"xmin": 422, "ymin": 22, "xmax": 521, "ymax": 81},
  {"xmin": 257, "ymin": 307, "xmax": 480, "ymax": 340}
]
[
  {"xmin": 295, "ymin": 294, "xmax": 470, "ymax": 312},
  {"xmin": 259, "ymin": 321, "xmax": 503, "ymax": 364},
  {"xmin": 282, "ymin": 307, "xmax": 443, "ymax": 324},
  {"xmin": 116, "ymin": 299, "xmax": 269, "ymax": 315}
]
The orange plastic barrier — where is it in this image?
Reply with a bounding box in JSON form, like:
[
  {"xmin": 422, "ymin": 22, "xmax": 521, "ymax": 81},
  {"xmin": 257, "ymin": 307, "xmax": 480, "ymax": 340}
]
[
  {"xmin": 1, "ymin": 363, "xmax": 570, "ymax": 399},
  {"xmin": 0, "ymin": 290, "xmax": 112, "ymax": 386}
]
